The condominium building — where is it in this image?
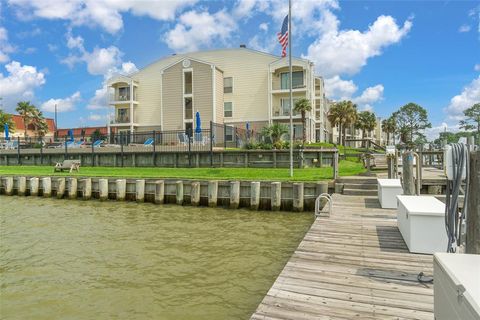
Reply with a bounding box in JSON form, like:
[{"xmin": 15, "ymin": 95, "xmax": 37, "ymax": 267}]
[{"xmin": 107, "ymin": 47, "xmax": 329, "ymax": 142}]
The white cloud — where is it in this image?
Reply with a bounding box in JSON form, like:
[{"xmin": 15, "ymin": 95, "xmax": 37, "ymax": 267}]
[
  {"xmin": 164, "ymin": 9, "xmax": 237, "ymax": 52},
  {"xmin": 8, "ymin": 0, "xmax": 198, "ymax": 34},
  {"xmin": 324, "ymin": 76, "xmax": 358, "ymax": 99},
  {"xmin": 41, "ymin": 91, "xmax": 81, "ymax": 112},
  {"xmin": 352, "ymin": 84, "xmax": 384, "ymax": 106},
  {"xmin": 87, "ymin": 113, "xmax": 107, "ymax": 122},
  {"xmin": 306, "ymin": 15, "xmax": 412, "ymax": 77},
  {"xmin": 475, "ymin": 64, "xmax": 480, "ymax": 72},
  {"xmin": 0, "ymin": 61, "xmax": 46, "ymax": 108},
  {"xmin": 66, "ymin": 29, "xmax": 84, "ymax": 50},
  {"xmin": 84, "ymin": 46, "xmax": 122, "ymax": 75},
  {"xmin": 444, "ymin": 76, "xmax": 480, "ymax": 121},
  {"xmin": 425, "ymin": 122, "xmax": 460, "ymax": 141},
  {"xmin": 0, "ymin": 27, "xmax": 16, "ymax": 63},
  {"xmin": 259, "ymin": 22, "xmax": 268, "ymax": 32},
  {"xmin": 459, "ymin": 24, "xmax": 471, "ymax": 33}
]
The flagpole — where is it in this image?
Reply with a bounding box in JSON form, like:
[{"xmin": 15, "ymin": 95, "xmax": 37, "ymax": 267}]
[{"xmin": 288, "ymin": 0, "xmax": 293, "ymax": 177}]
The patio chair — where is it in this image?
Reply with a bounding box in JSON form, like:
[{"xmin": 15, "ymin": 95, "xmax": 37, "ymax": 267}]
[
  {"xmin": 193, "ymin": 133, "xmax": 205, "ymax": 146},
  {"xmin": 143, "ymin": 137, "xmax": 154, "ymax": 146},
  {"xmin": 92, "ymin": 140, "xmax": 104, "ymax": 148},
  {"xmin": 177, "ymin": 132, "xmax": 189, "ymax": 146}
]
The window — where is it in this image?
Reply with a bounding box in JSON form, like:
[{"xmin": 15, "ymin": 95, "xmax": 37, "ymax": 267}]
[
  {"xmin": 118, "ymin": 87, "xmax": 130, "ymax": 100},
  {"xmin": 185, "ymin": 97, "xmax": 193, "ymax": 119},
  {"xmin": 280, "ymin": 71, "xmax": 304, "ymax": 89},
  {"xmin": 117, "ymin": 108, "xmax": 129, "ymax": 123},
  {"xmin": 184, "ymin": 71, "xmax": 192, "ymax": 94},
  {"xmin": 224, "ymin": 102, "xmax": 233, "ymax": 117},
  {"xmin": 224, "ymin": 77, "xmax": 233, "ymax": 93},
  {"xmin": 293, "ymin": 124, "xmax": 303, "ymax": 140},
  {"xmin": 225, "ymin": 126, "xmax": 234, "ymax": 141},
  {"xmin": 280, "ymin": 98, "xmax": 300, "ymax": 116},
  {"xmin": 185, "ymin": 122, "xmax": 193, "ymax": 137}
]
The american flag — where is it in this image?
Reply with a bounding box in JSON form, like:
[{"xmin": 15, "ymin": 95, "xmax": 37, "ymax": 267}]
[{"xmin": 277, "ymin": 15, "xmax": 288, "ymax": 57}]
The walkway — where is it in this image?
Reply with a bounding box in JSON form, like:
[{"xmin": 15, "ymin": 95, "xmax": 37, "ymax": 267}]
[{"xmin": 251, "ymin": 193, "xmax": 434, "ymax": 319}]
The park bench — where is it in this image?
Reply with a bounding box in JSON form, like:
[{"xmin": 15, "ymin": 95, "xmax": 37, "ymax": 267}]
[{"xmin": 54, "ymin": 160, "xmax": 81, "ymax": 173}]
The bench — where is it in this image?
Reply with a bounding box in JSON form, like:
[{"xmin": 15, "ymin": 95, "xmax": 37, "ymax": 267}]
[{"xmin": 54, "ymin": 160, "xmax": 81, "ymax": 173}]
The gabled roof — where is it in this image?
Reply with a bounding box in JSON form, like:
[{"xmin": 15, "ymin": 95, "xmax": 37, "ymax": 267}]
[{"xmin": 161, "ymin": 57, "xmax": 223, "ymax": 73}]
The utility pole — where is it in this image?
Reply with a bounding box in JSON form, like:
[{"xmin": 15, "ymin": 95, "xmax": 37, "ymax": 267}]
[
  {"xmin": 288, "ymin": 0, "xmax": 293, "ymax": 177},
  {"xmin": 54, "ymin": 103, "xmax": 58, "ymax": 140}
]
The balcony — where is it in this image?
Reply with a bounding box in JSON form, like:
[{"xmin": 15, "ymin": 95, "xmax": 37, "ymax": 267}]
[
  {"xmin": 272, "ymin": 106, "xmax": 300, "ymax": 118},
  {"xmin": 109, "ymin": 87, "xmax": 138, "ymax": 104}
]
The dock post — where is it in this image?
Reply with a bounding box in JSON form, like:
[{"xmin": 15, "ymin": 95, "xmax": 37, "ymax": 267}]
[
  {"xmin": 30, "ymin": 177, "xmax": 39, "ymax": 196},
  {"xmin": 18, "ymin": 176, "xmax": 26, "ymax": 196},
  {"xmin": 116, "ymin": 179, "xmax": 126, "ymax": 201},
  {"xmin": 136, "ymin": 180, "xmax": 145, "ymax": 203},
  {"xmin": 271, "ymin": 182, "xmax": 281, "ymax": 211},
  {"xmin": 293, "ymin": 182, "xmax": 304, "ymax": 212},
  {"xmin": 230, "ymin": 181, "xmax": 240, "ymax": 209},
  {"xmin": 42, "ymin": 177, "xmax": 51, "ymax": 198},
  {"xmin": 98, "ymin": 178, "xmax": 108, "ymax": 201},
  {"xmin": 68, "ymin": 178, "xmax": 77, "ymax": 199},
  {"xmin": 5, "ymin": 177, "xmax": 13, "ymax": 196},
  {"xmin": 176, "ymin": 181, "xmax": 184, "ymax": 205},
  {"xmin": 402, "ymin": 151, "xmax": 416, "ymax": 195},
  {"xmin": 316, "ymin": 181, "xmax": 328, "ymax": 195},
  {"xmin": 191, "ymin": 182, "xmax": 201, "ymax": 206},
  {"xmin": 57, "ymin": 178, "xmax": 65, "ymax": 199},
  {"xmin": 208, "ymin": 181, "xmax": 218, "ymax": 207},
  {"xmin": 333, "ymin": 151, "xmax": 339, "ymax": 180},
  {"xmin": 83, "ymin": 178, "xmax": 92, "ymax": 200},
  {"xmin": 250, "ymin": 181, "xmax": 260, "ymax": 210},
  {"xmin": 154, "ymin": 180, "xmax": 164, "ymax": 204},
  {"xmin": 466, "ymin": 150, "xmax": 480, "ymax": 254}
]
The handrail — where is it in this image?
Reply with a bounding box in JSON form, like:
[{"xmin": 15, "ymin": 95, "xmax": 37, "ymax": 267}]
[{"xmin": 315, "ymin": 193, "xmax": 332, "ymax": 218}]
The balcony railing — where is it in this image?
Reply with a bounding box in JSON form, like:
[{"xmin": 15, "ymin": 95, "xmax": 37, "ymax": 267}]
[
  {"xmin": 109, "ymin": 92, "xmax": 137, "ymax": 102},
  {"xmin": 272, "ymin": 107, "xmax": 299, "ymax": 117},
  {"xmin": 111, "ymin": 116, "xmax": 130, "ymax": 124}
]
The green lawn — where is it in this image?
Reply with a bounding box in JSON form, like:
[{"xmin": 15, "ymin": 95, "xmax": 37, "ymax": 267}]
[{"xmin": 0, "ymin": 160, "xmax": 364, "ymax": 181}]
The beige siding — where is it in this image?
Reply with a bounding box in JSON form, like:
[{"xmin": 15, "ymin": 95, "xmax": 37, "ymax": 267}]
[
  {"xmin": 191, "ymin": 60, "xmax": 213, "ymax": 126},
  {"xmin": 215, "ymin": 68, "xmax": 224, "ymax": 124},
  {"xmin": 162, "ymin": 63, "xmax": 184, "ymax": 131}
]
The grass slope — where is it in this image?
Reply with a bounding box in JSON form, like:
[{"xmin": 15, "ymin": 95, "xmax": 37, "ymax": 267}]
[{"xmin": 0, "ymin": 160, "xmax": 364, "ymax": 181}]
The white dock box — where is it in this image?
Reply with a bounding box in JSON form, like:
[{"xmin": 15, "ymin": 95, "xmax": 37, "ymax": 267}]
[
  {"xmin": 396, "ymin": 195, "xmax": 447, "ymax": 254},
  {"xmin": 377, "ymin": 179, "xmax": 403, "ymax": 209},
  {"xmin": 434, "ymin": 253, "xmax": 480, "ymax": 320}
]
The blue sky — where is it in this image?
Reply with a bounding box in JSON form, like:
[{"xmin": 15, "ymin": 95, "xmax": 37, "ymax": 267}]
[{"xmin": 0, "ymin": 0, "xmax": 479, "ymax": 140}]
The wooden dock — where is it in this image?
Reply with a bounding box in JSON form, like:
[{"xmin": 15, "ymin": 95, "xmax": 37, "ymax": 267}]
[{"xmin": 251, "ymin": 193, "xmax": 434, "ymax": 320}]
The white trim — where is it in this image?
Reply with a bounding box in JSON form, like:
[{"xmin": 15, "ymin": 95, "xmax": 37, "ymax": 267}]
[
  {"xmin": 129, "ymin": 79, "xmax": 134, "ymax": 133},
  {"xmin": 268, "ymin": 70, "xmax": 272, "ymax": 125},
  {"xmin": 183, "ymin": 68, "xmax": 194, "ymax": 130},
  {"xmin": 212, "ymin": 65, "xmax": 216, "ymax": 123},
  {"xmin": 223, "ymin": 101, "xmax": 233, "ymax": 118},
  {"xmin": 160, "ymin": 70, "xmax": 164, "ymax": 130}
]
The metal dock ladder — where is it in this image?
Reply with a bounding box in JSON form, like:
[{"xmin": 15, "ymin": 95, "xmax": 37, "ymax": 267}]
[{"xmin": 314, "ymin": 193, "xmax": 332, "ymax": 218}]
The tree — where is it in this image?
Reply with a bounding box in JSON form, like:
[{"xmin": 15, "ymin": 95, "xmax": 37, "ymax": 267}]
[
  {"xmin": 355, "ymin": 111, "xmax": 377, "ymax": 146},
  {"xmin": 0, "ymin": 109, "xmax": 15, "ymax": 135},
  {"xmin": 459, "ymin": 103, "xmax": 480, "ymax": 142},
  {"xmin": 327, "ymin": 100, "xmax": 357, "ymax": 145},
  {"xmin": 29, "ymin": 108, "xmax": 49, "ymax": 137},
  {"xmin": 293, "ymin": 98, "xmax": 312, "ymax": 144},
  {"xmin": 91, "ymin": 129, "xmax": 106, "ymax": 142},
  {"xmin": 393, "ymin": 102, "xmax": 431, "ymax": 148},
  {"xmin": 15, "ymin": 101, "xmax": 36, "ymax": 138},
  {"xmin": 261, "ymin": 123, "xmax": 289, "ymax": 145},
  {"xmin": 381, "ymin": 115, "xmax": 396, "ymax": 145}
]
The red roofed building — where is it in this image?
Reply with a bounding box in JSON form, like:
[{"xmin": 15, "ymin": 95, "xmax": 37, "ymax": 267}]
[
  {"xmin": 56, "ymin": 126, "xmax": 114, "ymax": 138},
  {"xmin": 8, "ymin": 114, "xmax": 56, "ymax": 138}
]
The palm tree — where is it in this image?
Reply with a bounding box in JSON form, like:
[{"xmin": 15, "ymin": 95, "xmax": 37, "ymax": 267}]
[
  {"xmin": 381, "ymin": 116, "xmax": 396, "ymax": 145},
  {"xmin": 15, "ymin": 101, "xmax": 35, "ymax": 137},
  {"xmin": 355, "ymin": 111, "xmax": 377, "ymax": 147},
  {"xmin": 0, "ymin": 109, "xmax": 15, "ymax": 135},
  {"xmin": 30, "ymin": 109, "xmax": 49, "ymax": 137},
  {"xmin": 261, "ymin": 123, "xmax": 289, "ymax": 144},
  {"xmin": 293, "ymin": 98, "xmax": 312, "ymax": 144},
  {"xmin": 327, "ymin": 100, "xmax": 357, "ymax": 145}
]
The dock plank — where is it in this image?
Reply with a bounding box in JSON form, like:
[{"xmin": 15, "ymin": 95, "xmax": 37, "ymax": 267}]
[{"xmin": 251, "ymin": 194, "xmax": 434, "ymax": 320}]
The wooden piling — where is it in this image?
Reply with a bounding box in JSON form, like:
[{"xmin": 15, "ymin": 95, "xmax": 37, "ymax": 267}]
[
  {"xmin": 250, "ymin": 181, "xmax": 260, "ymax": 210},
  {"xmin": 18, "ymin": 176, "xmax": 26, "ymax": 196},
  {"xmin": 293, "ymin": 182, "xmax": 304, "ymax": 212},
  {"xmin": 229, "ymin": 181, "xmax": 240, "ymax": 209},
  {"xmin": 154, "ymin": 180, "xmax": 164, "ymax": 204},
  {"xmin": 57, "ymin": 178, "xmax": 65, "ymax": 199},
  {"xmin": 42, "ymin": 177, "xmax": 51, "ymax": 197},
  {"xmin": 68, "ymin": 178, "xmax": 77, "ymax": 199},
  {"xmin": 98, "ymin": 178, "xmax": 108, "ymax": 201},
  {"xmin": 191, "ymin": 182, "xmax": 201, "ymax": 206},
  {"xmin": 402, "ymin": 151, "xmax": 416, "ymax": 195},
  {"xmin": 208, "ymin": 181, "xmax": 218, "ymax": 207},
  {"xmin": 136, "ymin": 179, "xmax": 145, "ymax": 203},
  {"xmin": 116, "ymin": 179, "xmax": 126, "ymax": 201},
  {"xmin": 176, "ymin": 181, "xmax": 184, "ymax": 205},
  {"xmin": 271, "ymin": 182, "xmax": 281, "ymax": 211},
  {"xmin": 5, "ymin": 177, "xmax": 13, "ymax": 196},
  {"xmin": 82, "ymin": 178, "xmax": 92, "ymax": 200},
  {"xmin": 29, "ymin": 177, "xmax": 39, "ymax": 196}
]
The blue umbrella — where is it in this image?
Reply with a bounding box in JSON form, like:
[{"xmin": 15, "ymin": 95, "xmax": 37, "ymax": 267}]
[
  {"xmin": 68, "ymin": 129, "xmax": 74, "ymax": 141},
  {"xmin": 195, "ymin": 111, "xmax": 202, "ymax": 133},
  {"xmin": 4, "ymin": 123, "xmax": 9, "ymax": 141},
  {"xmin": 246, "ymin": 122, "xmax": 250, "ymax": 139}
]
